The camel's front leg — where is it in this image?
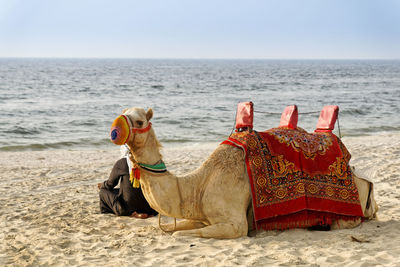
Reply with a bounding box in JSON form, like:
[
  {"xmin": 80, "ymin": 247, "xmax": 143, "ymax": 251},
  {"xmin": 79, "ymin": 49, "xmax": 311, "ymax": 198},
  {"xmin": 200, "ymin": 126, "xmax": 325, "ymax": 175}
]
[
  {"xmin": 161, "ymin": 219, "xmax": 206, "ymax": 232},
  {"xmin": 172, "ymin": 221, "xmax": 247, "ymax": 239}
]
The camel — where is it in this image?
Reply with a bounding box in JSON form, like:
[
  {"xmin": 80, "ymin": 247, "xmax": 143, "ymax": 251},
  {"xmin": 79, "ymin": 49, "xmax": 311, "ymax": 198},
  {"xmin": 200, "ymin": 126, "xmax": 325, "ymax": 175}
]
[{"xmin": 118, "ymin": 107, "xmax": 378, "ymax": 239}]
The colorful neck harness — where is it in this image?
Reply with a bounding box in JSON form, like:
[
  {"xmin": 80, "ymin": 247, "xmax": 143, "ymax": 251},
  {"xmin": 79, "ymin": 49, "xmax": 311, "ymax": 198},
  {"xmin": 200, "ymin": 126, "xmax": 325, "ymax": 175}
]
[
  {"xmin": 130, "ymin": 160, "xmax": 167, "ymax": 188},
  {"xmin": 138, "ymin": 161, "xmax": 167, "ymax": 173}
]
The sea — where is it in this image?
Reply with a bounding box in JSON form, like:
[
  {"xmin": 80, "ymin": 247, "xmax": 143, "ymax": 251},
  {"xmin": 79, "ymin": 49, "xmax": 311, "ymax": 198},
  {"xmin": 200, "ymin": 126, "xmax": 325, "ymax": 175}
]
[{"xmin": 1, "ymin": 58, "xmax": 399, "ymax": 151}]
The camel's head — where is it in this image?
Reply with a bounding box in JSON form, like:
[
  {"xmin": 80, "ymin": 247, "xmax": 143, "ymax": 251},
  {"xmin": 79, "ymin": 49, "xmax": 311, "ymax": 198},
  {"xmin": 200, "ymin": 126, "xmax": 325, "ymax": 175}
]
[{"xmin": 110, "ymin": 107, "xmax": 153, "ymax": 147}]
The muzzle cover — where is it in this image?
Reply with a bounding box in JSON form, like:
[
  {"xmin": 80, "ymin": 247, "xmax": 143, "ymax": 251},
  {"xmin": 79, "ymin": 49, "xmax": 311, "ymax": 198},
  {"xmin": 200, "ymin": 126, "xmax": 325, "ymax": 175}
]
[{"xmin": 110, "ymin": 115, "xmax": 132, "ymax": 145}]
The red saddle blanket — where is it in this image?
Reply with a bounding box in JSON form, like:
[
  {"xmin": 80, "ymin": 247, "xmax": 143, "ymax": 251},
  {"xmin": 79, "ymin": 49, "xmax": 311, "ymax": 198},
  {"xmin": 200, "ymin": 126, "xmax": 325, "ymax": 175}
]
[{"xmin": 222, "ymin": 128, "xmax": 363, "ymax": 230}]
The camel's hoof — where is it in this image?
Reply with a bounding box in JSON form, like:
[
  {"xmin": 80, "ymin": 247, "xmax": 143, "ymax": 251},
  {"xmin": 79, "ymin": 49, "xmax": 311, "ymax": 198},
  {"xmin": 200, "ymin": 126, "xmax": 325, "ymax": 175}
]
[{"xmin": 171, "ymin": 230, "xmax": 197, "ymax": 238}]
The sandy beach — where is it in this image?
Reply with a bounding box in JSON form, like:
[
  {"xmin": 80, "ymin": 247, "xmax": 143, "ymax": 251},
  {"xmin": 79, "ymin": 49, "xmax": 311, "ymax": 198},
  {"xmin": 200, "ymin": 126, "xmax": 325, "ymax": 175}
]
[{"xmin": 1, "ymin": 133, "xmax": 399, "ymax": 266}]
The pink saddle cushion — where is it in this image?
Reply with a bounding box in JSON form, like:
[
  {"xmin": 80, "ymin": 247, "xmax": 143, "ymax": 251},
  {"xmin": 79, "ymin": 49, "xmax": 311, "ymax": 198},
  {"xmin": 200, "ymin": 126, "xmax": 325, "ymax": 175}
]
[
  {"xmin": 279, "ymin": 105, "xmax": 298, "ymax": 129},
  {"xmin": 235, "ymin": 102, "xmax": 254, "ymax": 130},
  {"xmin": 315, "ymin": 105, "xmax": 339, "ymax": 132}
]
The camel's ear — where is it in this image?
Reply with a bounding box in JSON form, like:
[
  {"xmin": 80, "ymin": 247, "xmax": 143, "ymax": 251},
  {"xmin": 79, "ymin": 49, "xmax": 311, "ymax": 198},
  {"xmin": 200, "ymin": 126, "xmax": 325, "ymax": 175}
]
[
  {"xmin": 122, "ymin": 108, "xmax": 129, "ymax": 114},
  {"xmin": 146, "ymin": 108, "xmax": 153, "ymax": 121}
]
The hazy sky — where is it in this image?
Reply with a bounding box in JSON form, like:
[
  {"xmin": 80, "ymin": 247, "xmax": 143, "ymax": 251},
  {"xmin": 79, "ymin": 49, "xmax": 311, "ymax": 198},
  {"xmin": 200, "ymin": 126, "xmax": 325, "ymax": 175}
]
[{"xmin": 1, "ymin": 0, "xmax": 400, "ymax": 59}]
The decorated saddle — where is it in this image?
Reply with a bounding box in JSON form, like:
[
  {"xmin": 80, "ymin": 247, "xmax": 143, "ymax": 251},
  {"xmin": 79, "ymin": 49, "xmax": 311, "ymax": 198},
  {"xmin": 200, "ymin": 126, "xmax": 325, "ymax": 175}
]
[{"xmin": 222, "ymin": 103, "xmax": 363, "ymax": 230}]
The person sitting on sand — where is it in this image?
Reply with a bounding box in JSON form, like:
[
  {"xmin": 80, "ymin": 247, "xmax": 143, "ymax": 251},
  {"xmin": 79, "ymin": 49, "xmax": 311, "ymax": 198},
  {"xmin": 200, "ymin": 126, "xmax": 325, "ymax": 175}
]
[{"xmin": 98, "ymin": 145, "xmax": 158, "ymax": 218}]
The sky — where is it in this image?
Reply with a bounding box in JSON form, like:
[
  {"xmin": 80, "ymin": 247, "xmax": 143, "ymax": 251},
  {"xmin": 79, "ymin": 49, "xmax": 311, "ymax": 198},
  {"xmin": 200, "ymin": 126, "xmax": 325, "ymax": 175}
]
[{"xmin": 0, "ymin": 0, "xmax": 400, "ymax": 59}]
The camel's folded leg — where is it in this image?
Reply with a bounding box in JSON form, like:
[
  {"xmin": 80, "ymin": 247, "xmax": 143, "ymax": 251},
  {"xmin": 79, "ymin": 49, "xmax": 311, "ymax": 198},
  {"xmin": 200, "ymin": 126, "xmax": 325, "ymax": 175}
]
[
  {"xmin": 161, "ymin": 220, "xmax": 206, "ymax": 232},
  {"xmin": 331, "ymin": 218, "xmax": 362, "ymax": 230},
  {"xmin": 172, "ymin": 222, "xmax": 247, "ymax": 239}
]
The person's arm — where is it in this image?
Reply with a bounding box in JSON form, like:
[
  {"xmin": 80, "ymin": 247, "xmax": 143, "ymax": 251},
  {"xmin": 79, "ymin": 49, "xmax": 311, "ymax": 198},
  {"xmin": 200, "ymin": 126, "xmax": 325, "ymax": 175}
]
[{"xmin": 100, "ymin": 158, "xmax": 126, "ymax": 190}]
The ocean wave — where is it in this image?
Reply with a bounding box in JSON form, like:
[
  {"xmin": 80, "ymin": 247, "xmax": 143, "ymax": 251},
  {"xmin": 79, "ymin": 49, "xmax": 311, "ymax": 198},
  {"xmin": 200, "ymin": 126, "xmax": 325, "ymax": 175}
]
[
  {"xmin": 151, "ymin": 85, "xmax": 165, "ymax": 89},
  {"xmin": 3, "ymin": 126, "xmax": 41, "ymax": 135},
  {"xmin": 344, "ymin": 125, "xmax": 400, "ymax": 136},
  {"xmin": 0, "ymin": 138, "xmax": 111, "ymax": 151},
  {"xmin": 158, "ymin": 119, "xmax": 181, "ymax": 125},
  {"xmin": 340, "ymin": 108, "xmax": 370, "ymax": 116},
  {"xmin": 0, "ymin": 138, "xmax": 215, "ymax": 151},
  {"xmin": 0, "ymin": 142, "xmax": 80, "ymax": 151},
  {"xmin": 68, "ymin": 119, "xmax": 98, "ymax": 126}
]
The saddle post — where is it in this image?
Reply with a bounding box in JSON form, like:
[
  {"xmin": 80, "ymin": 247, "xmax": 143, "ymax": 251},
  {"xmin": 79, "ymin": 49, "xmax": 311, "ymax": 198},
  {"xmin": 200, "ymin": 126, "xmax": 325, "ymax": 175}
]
[{"xmin": 337, "ymin": 115, "xmax": 342, "ymax": 139}]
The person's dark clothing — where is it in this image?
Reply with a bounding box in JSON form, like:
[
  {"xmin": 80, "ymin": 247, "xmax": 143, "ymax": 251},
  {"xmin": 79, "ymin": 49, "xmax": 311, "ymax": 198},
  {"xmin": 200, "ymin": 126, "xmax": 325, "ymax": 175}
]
[{"xmin": 99, "ymin": 158, "xmax": 158, "ymax": 216}]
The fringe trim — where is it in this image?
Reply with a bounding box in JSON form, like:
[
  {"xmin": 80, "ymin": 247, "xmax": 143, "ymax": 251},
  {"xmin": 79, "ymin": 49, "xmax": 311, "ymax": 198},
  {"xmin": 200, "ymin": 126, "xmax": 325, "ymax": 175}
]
[{"xmin": 256, "ymin": 210, "xmax": 361, "ymax": 231}]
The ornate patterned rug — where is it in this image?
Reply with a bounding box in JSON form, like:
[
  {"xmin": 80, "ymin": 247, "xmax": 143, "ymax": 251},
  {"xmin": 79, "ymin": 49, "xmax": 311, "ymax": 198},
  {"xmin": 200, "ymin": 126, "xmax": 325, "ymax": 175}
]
[{"xmin": 222, "ymin": 128, "xmax": 363, "ymax": 230}]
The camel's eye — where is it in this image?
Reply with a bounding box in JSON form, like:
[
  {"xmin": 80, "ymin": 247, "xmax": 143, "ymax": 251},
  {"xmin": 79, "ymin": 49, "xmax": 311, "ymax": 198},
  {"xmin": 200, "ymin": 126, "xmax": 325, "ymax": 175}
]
[{"xmin": 135, "ymin": 120, "xmax": 144, "ymax": 127}]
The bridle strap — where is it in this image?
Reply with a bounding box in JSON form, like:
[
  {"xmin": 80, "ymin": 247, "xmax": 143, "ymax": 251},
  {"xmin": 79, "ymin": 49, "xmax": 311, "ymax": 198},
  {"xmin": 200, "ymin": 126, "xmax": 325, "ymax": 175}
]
[{"xmin": 131, "ymin": 122, "xmax": 152, "ymax": 134}]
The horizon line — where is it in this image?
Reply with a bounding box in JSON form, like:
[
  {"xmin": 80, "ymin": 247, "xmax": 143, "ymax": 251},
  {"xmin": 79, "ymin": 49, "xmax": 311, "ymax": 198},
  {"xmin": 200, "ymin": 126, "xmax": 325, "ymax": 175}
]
[{"xmin": 0, "ymin": 56, "xmax": 399, "ymax": 61}]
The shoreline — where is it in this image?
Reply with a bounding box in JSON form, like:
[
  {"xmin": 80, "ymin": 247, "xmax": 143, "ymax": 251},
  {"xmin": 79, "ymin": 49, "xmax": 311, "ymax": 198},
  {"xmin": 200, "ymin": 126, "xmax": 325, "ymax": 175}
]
[
  {"xmin": 1, "ymin": 130, "xmax": 399, "ymax": 153},
  {"xmin": 1, "ymin": 133, "xmax": 399, "ymax": 266}
]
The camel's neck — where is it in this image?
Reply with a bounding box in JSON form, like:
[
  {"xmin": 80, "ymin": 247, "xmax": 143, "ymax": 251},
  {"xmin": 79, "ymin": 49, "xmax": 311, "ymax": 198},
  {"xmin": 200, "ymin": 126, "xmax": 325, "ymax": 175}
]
[
  {"xmin": 130, "ymin": 130, "xmax": 162, "ymax": 165},
  {"xmin": 128, "ymin": 131, "xmax": 184, "ymax": 218}
]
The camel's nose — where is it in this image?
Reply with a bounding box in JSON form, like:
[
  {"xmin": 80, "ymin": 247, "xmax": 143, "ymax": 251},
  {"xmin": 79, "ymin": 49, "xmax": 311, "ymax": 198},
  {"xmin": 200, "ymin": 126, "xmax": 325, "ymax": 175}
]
[{"xmin": 111, "ymin": 129, "xmax": 118, "ymax": 141}]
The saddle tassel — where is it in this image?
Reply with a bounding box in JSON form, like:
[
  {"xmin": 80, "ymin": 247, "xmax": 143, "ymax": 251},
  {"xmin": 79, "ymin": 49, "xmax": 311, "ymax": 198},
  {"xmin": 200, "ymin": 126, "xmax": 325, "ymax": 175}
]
[{"xmin": 130, "ymin": 166, "xmax": 141, "ymax": 188}]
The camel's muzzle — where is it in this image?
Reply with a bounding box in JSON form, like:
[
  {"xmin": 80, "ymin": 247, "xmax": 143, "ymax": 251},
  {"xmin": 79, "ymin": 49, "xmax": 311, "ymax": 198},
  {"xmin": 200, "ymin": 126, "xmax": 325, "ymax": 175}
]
[{"xmin": 110, "ymin": 114, "xmax": 152, "ymax": 145}]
